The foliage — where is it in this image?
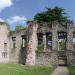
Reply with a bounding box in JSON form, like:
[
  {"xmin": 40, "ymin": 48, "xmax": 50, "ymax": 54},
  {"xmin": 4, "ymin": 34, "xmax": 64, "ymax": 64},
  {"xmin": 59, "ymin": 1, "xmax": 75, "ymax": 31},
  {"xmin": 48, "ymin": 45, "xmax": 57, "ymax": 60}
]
[
  {"xmin": 59, "ymin": 39, "xmax": 66, "ymax": 50},
  {"xmin": 0, "ymin": 22, "xmax": 9, "ymax": 26},
  {"xmin": 0, "ymin": 22, "xmax": 7, "ymax": 25},
  {"xmin": 0, "ymin": 64, "xmax": 54, "ymax": 75},
  {"xmin": 68, "ymin": 67, "xmax": 75, "ymax": 75},
  {"xmin": 37, "ymin": 33, "xmax": 44, "ymax": 51},
  {"xmin": 37, "ymin": 43, "xmax": 44, "ymax": 52},
  {"xmin": 27, "ymin": 20, "xmax": 34, "ymax": 23},
  {"xmin": 15, "ymin": 25, "xmax": 24, "ymax": 31},
  {"xmin": 34, "ymin": 6, "xmax": 69, "ymax": 27}
]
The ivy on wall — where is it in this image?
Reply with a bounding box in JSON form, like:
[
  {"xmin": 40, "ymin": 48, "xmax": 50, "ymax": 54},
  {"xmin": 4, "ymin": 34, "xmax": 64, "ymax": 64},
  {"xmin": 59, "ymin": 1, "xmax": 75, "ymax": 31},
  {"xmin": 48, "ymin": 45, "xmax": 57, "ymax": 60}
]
[
  {"xmin": 59, "ymin": 39, "xmax": 66, "ymax": 51},
  {"xmin": 37, "ymin": 43, "xmax": 44, "ymax": 52}
]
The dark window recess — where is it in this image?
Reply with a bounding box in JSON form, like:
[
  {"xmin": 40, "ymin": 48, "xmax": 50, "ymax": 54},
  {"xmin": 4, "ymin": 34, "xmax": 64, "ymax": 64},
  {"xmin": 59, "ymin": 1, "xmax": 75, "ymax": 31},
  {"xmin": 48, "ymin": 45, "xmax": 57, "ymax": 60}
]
[
  {"xmin": 2, "ymin": 52, "xmax": 7, "ymax": 58},
  {"xmin": 12, "ymin": 37, "xmax": 16, "ymax": 41},
  {"xmin": 37, "ymin": 33, "xmax": 43, "ymax": 45},
  {"xmin": 12, "ymin": 37, "xmax": 16, "ymax": 48},
  {"xmin": 37, "ymin": 33, "xmax": 44, "ymax": 50},
  {"xmin": 46, "ymin": 32, "xmax": 52, "ymax": 48},
  {"xmin": 4, "ymin": 43, "xmax": 7, "ymax": 51},
  {"xmin": 58, "ymin": 32, "xmax": 67, "ymax": 39}
]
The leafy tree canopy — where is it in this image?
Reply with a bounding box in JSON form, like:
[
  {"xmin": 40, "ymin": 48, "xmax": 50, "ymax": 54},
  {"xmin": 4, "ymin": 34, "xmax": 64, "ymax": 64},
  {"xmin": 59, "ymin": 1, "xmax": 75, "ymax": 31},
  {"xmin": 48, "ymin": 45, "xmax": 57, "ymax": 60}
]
[
  {"xmin": 15, "ymin": 25, "xmax": 24, "ymax": 31},
  {"xmin": 34, "ymin": 6, "xmax": 69, "ymax": 27}
]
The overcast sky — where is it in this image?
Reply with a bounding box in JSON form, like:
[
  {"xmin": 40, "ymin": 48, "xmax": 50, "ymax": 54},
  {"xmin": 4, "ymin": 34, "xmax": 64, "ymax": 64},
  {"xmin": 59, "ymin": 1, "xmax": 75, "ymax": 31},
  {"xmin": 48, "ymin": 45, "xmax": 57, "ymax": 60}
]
[{"xmin": 0, "ymin": 0, "xmax": 75, "ymax": 30}]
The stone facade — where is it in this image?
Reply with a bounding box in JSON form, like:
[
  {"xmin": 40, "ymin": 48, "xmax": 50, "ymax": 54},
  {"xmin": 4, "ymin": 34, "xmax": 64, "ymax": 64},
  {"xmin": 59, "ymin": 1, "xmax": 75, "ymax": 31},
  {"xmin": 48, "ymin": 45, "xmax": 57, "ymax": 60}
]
[
  {"xmin": 0, "ymin": 21, "xmax": 75, "ymax": 66},
  {"xmin": 0, "ymin": 24, "xmax": 10, "ymax": 63}
]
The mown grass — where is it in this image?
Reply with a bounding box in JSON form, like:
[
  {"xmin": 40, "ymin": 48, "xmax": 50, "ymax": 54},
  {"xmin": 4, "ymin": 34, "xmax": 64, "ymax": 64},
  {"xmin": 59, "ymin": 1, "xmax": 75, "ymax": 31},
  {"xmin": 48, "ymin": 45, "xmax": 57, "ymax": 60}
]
[
  {"xmin": 0, "ymin": 64, "xmax": 55, "ymax": 75},
  {"xmin": 68, "ymin": 66, "xmax": 75, "ymax": 75}
]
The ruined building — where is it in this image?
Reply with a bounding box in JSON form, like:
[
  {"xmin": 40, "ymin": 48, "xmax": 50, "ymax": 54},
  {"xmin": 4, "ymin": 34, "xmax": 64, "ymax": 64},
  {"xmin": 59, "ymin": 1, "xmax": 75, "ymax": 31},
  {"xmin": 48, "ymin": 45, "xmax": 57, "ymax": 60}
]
[{"xmin": 0, "ymin": 21, "xmax": 75, "ymax": 66}]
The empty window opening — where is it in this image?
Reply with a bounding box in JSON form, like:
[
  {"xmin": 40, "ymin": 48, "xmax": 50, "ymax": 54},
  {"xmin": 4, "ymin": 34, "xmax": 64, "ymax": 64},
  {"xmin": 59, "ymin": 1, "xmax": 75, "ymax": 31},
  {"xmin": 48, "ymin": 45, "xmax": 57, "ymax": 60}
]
[
  {"xmin": 46, "ymin": 32, "xmax": 52, "ymax": 48},
  {"xmin": 58, "ymin": 32, "xmax": 67, "ymax": 51},
  {"xmin": 12, "ymin": 37, "xmax": 16, "ymax": 48},
  {"xmin": 4, "ymin": 43, "xmax": 7, "ymax": 51},
  {"xmin": 2, "ymin": 52, "xmax": 7, "ymax": 58},
  {"xmin": 21, "ymin": 35, "xmax": 27, "ymax": 47},
  {"xmin": 37, "ymin": 33, "xmax": 44, "ymax": 50},
  {"xmin": 73, "ymin": 32, "xmax": 75, "ymax": 49}
]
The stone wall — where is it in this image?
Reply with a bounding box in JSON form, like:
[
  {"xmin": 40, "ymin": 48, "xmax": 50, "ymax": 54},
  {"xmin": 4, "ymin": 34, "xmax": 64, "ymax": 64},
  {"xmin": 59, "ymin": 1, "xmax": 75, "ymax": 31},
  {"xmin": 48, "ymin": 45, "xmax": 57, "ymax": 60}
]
[
  {"xmin": 66, "ymin": 22, "xmax": 75, "ymax": 66},
  {"xmin": 0, "ymin": 21, "xmax": 75, "ymax": 66},
  {"xmin": 35, "ymin": 51, "xmax": 58, "ymax": 66},
  {"xmin": 0, "ymin": 23, "xmax": 10, "ymax": 63},
  {"xmin": 52, "ymin": 22, "xmax": 58, "ymax": 50},
  {"xmin": 9, "ymin": 29, "xmax": 26, "ymax": 64},
  {"xmin": 26, "ymin": 22, "xmax": 38, "ymax": 65}
]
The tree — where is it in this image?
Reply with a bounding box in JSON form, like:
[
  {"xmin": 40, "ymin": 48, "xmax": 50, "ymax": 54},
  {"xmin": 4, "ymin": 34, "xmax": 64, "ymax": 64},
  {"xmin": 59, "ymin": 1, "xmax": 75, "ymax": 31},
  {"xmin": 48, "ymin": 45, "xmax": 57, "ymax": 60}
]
[
  {"xmin": 15, "ymin": 25, "xmax": 24, "ymax": 31},
  {"xmin": 34, "ymin": 6, "xmax": 69, "ymax": 27}
]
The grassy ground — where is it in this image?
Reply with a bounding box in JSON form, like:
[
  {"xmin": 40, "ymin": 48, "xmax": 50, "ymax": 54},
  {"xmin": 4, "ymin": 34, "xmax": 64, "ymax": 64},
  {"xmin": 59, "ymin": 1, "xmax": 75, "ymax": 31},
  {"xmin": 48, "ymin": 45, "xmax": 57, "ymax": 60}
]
[
  {"xmin": 68, "ymin": 66, "xmax": 75, "ymax": 75},
  {"xmin": 0, "ymin": 64, "xmax": 55, "ymax": 75}
]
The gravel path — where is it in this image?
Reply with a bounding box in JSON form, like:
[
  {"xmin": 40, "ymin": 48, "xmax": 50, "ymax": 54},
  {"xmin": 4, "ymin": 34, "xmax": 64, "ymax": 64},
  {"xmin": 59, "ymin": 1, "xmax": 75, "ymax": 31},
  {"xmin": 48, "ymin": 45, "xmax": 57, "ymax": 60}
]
[{"xmin": 51, "ymin": 67, "xmax": 69, "ymax": 75}]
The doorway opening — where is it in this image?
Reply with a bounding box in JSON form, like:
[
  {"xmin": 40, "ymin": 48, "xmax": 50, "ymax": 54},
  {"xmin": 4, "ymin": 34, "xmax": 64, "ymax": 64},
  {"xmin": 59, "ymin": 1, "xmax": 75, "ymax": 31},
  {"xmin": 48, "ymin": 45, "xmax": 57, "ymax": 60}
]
[{"xmin": 58, "ymin": 32, "xmax": 67, "ymax": 66}]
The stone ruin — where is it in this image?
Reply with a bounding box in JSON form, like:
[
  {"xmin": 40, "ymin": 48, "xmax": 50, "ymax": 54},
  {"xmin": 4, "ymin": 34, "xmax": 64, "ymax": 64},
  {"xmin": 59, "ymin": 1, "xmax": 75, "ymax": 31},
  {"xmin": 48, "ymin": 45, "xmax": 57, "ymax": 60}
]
[{"xmin": 0, "ymin": 21, "xmax": 75, "ymax": 66}]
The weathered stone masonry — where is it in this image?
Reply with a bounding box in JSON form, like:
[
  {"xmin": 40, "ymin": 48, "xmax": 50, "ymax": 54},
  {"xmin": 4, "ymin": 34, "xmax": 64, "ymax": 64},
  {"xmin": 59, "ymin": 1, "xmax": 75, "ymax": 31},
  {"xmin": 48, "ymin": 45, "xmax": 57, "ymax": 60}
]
[{"xmin": 0, "ymin": 21, "xmax": 75, "ymax": 66}]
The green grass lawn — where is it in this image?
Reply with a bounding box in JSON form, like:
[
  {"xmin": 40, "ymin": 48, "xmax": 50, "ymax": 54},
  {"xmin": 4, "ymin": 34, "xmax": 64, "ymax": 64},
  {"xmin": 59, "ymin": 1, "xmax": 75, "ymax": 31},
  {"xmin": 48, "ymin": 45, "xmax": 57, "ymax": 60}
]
[
  {"xmin": 0, "ymin": 64, "xmax": 54, "ymax": 75},
  {"xmin": 68, "ymin": 66, "xmax": 75, "ymax": 75}
]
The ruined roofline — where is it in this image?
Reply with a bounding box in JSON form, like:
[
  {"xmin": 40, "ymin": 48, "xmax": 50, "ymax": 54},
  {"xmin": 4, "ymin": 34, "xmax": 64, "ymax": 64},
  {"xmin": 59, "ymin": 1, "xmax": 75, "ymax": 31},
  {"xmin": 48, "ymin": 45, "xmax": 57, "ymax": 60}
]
[
  {"xmin": 9, "ymin": 21, "xmax": 35, "ymax": 36},
  {"xmin": 0, "ymin": 21, "xmax": 9, "ymax": 25},
  {"xmin": 9, "ymin": 27, "xmax": 27, "ymax": 36},
  {"xmin": 27, "ymin": 20, "xmax": 75, "ymax": 33},
  {"xmin": 27, "ymin": 20, "xmax": 75, "ymax": 27},
  {"xmin": 0, "ymin": 21, "xmax": 10, "ymax": 30},
  {"xmin": 10, "ymin": 28, "xmax": 27, "ymax": 33}
]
